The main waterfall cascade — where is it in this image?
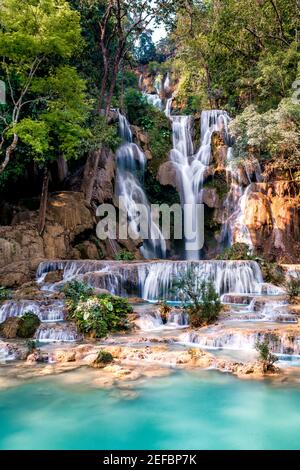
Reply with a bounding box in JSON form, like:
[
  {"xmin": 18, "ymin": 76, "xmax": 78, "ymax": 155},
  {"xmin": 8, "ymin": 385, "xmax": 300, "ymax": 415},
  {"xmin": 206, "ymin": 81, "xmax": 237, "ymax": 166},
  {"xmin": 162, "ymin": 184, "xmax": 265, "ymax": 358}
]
[
  {"xmin": 116, "ymin": 111, "xmax": 166, "ymax": 259},
  {"xmin": 141, "ymin": 72, "xmax": 265, "ymax": 254},
  {"xmin": 35, "ymin": 258, "xmax": 285, "ymax": 302}
]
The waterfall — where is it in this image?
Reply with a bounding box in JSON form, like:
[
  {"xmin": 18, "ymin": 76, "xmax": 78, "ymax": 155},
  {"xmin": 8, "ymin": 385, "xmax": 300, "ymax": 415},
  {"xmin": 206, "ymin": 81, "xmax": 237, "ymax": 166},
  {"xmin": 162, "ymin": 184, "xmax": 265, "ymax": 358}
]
[
  {"xmin": 36, "ymin": 259, "xmax": 267, "ymax": 301},
  {"xmin": 35, "ymin": 324, "xmax": 79, "ymax": 343},
  {"xmin": 0, "ymin": 342, "xmax": 18, "ymax": 361},
  {"xmin": 144, "ymin": 93, "xmax": 163, "ymax": 110},
  {"xmin": 221, "ymin": 157, "xmax": 263, "ymax": 248},
  {"xmin": 137, "ymin": 309, "xmax": 189, "ymax": 331},
  {"xmin": 180, "ymin": 330, "xmax": 300, "ymax": 355},
  {"xmin": 167, "ymin": 109, "xmax": 231, "ymax": 259},
  {"xmin": 115, "ymin": 111, "xmax": 166, "ymax": 259},
  {"xmin": 0, "ymin": 300, "xmax": 65, "ymax": 323}
]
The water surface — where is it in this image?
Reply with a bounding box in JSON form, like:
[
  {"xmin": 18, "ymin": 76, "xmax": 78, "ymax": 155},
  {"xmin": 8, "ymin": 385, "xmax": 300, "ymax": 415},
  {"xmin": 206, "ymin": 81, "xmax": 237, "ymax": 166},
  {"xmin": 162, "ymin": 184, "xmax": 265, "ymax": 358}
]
[{"xmin": 0, "ymin": 370, "xmax": 300, "ymax": 449}]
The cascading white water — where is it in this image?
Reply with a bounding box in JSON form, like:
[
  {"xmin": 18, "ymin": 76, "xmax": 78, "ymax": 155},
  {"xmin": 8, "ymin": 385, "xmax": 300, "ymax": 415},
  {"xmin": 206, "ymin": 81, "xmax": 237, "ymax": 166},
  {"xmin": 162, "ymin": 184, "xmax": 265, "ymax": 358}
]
[
  {"xmin": 116, "ymin": 111, "xmax": 166, "ymax": 259},
  {"xmin": 139, "ymin": 260, "xmax": 264, "ymax": 301},
  {"xmin": 144, "ymin": 93, "xmax": 163, "ymax": 110},
  {"xmin": 167, "ymin": 109, "xmax": 231, "ymax": 259},
  {"xmin": 137, "ymin": 310, "xmax": 189, "ymax": 331},
  {"xmin": 0, "ymin": 299, "xmax": 65, "ymax": 323},
  {"xmin": 36, "ymin": 259, "xmax": 268, "ymax": 301},
  {"xmin": 221, "ymin": 156, "xmax": 263, "ymax": 248},
  {"xmin": 180, "ymin": 330, "xmax": 300, "ymax": 355},
  {"xmin": 35, "ymin": 325, "xmax": 79, "ymax": 343}
]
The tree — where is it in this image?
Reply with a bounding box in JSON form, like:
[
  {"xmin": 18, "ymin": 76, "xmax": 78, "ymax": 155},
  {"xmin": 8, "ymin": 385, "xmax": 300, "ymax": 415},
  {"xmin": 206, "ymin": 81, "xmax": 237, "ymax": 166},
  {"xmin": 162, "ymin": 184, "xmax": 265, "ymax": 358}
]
[
  {"xmin": 0, "ymin": 0, "xmax": 90, "ymax": 230},
  {"xmin": 174, "ymin": 268, "xmax": 222, "ymax": 327},
  {"xmin": 135, "ymin": 31, "xmax": 157, "ymax": 64},
  {"xmin": 255, "ymin": 338, "xmax": 278, "ymax": 372}
]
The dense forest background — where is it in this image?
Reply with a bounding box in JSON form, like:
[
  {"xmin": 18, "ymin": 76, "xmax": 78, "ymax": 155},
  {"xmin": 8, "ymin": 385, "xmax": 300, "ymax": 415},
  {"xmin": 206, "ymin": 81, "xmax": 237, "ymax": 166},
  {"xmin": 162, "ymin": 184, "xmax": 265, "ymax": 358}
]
[{"xmin": 0, "ymin": 0, "xmax": 299, "ymax": 261}]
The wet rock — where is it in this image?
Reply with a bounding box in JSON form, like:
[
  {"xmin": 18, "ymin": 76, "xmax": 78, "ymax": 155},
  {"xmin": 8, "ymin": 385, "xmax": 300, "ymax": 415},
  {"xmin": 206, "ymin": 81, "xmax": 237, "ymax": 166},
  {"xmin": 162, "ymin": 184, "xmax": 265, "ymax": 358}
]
[
  {"xmin": 0, "ymin": 318, "xmax": 20, "ymax": 339},
  {"xmin": 44, "ymin": 271, "xmax": 63, "ymax": 283},
  {"xmin": 54, "ymin": 350, "xmax": 76, "ymax": 362}
]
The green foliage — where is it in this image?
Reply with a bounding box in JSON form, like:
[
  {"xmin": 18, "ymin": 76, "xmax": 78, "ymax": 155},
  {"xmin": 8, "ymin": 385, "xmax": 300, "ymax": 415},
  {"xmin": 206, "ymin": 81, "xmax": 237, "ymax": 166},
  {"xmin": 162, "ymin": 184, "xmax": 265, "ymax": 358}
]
[
  {"xmin": 204, "ymin": 174, "xmax": 228, "ymax": 199},
  {"xmin": 174, "ymin": 269, "xmax": 222, "ymax": 327},
  {"xmin": 92, "ymin": 349, "xmax": 114, "ymax": 368},
  {"xmin": 124, "ymin": 88, "xmax": 171, "ymax": 173},
  {"xmin": 63, "ymin": 279, "xmax": 133, "ymax": 338},
  {"xmin": 144, "ymin": 172, "xmax": 180, "ymax": 205},
  {"xmin": 217, "ymin": 243, "xmax": 254, "ymax": 261},
  {"xmin": 0, "ymin": 287, "xmax": 12, "ymax": 302},
  {"xmin": 285, "ymin": 277, "xmax": 300, "ymax": 303},
  {"xmin": 82, "ymin": 115, "xmax": 121, "ymax": 154},
  {"xmin": 62, "ymin": 280, "xmax": 94, "ymax": 315},
  {"xmin": 114, "ymin": 250, "xmax": 135, "ymax": 261},
  {"xmin": 255, "ymin": 338, "xmax": 278, "ymax": 372},
  {"xmin": 135, "ymin": 31, "xmax": 157, "ymax": 65},
  {"xmin": 258, "ymin": 260, "xmax": 285, "ymax": 286},
  {"xmin": 17, "ymin": 312, "xmax": 41, "ymax": 338},
  {"xmin": 72, "ymin": 293, "xmax": 132, "ymax": 338},
  {"xmin": 26, "ymin": 339, "xmax": 37, "ymax": 354},
  {"xmin": 0, "ymin": 0, "xmax": 90, "ymax": 181},
  {"xmin": 172, "ymin": 0, "xmax": 300, "ymax": 113},
  {"xmin": 229, "ymin": 99, "xmax": 300, "ymax": 174}
]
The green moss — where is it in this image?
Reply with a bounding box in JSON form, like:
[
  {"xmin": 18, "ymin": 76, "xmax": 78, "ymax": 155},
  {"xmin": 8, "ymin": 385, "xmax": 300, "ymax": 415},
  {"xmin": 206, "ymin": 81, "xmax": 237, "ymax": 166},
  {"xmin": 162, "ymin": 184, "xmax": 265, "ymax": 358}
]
[
  {"xmin": 217, "ymin": 243, "xmax": 254, "ymax": 260},
  {"xmin": 114, "ymin": 250, "xmax": 135, "ymax": 261},
  {"xmin": 17, "ymin": 312, "xmax": 41, "ymax": 338},
  {"xmin": 92, "ymin": 349, "xmax": 114, "ymax": 368},
  {"xmin": 204, "ymin": 174, "xmax": 228, "ymax": 199}
]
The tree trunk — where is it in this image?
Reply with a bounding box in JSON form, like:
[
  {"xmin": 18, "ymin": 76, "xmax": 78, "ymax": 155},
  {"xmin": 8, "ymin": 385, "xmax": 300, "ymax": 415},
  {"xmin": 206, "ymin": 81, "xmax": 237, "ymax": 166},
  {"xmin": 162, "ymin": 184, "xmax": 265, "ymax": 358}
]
[
  {"xmin": 81, "ymin": 148, "xmax": 102, "ymax": 204},
  {"xmin": 97, "ymin": 57, "xmax": 109, "ymax": 113},
  {"xmin": 105, "ymin": 55, "xmax": 121, "ymax": 116},
  {"xmin": 38, "ymin": 168, "xmax": 50, "ymax": 236}
]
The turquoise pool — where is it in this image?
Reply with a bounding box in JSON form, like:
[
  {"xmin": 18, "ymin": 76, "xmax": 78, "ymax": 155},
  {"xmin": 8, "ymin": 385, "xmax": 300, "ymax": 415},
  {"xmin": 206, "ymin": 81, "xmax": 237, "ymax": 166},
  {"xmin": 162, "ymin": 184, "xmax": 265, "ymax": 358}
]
[{"xmin": 0, "ymin": 370, "xmax": 300, "ymax": 449}]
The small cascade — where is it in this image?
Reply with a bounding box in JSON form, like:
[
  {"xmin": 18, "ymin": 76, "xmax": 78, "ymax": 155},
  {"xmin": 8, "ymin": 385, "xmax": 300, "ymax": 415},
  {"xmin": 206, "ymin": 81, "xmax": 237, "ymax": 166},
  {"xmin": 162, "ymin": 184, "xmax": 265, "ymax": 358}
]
[
  {"xmin": 137, "ymin": 309, "xmax": 189, "ymax": 331},
  {"xmin": 180, "ymin": 330, "xmax": 300, "ymax": 355},
  {"xmin": 0, "ymin": 300, "xmax": 65, "ymax": 323},
  {"xmin": 0, "ymin": 341, "xmax": 19, "ymax": 361},
  {"xmin": 167, "ymin": 311, "xmax": 189, "ymax": 327},
  {"xmin": 144, "ymin": 93, "xmax": 162, "ymax": 110},
  {"xmin": 137, "ymin": 312, "xmax": 164, "ymax": 331},
  {"xmin": 0, "ymin": 300, "xmax": 40, "ymax": 322},
  {"xmin": 35, "ymin": 324, "xmax": 79, "ymax": 343},
  {"xmin": 139, "ymin": 260, "xmax": 263, "ymax": 301},
  {"xmin": 116, "ymin": 111, "xmax": 166, "ymax": 259},
  {"xmin": 221, "ymin": 157, "xmax": 263, "ymax": 248}
]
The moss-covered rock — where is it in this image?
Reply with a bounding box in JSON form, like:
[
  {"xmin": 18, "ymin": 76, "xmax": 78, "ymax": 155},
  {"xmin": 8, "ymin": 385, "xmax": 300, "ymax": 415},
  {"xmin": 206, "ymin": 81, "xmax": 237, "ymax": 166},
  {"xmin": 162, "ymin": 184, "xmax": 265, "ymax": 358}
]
[{"xmin": 17, "ymin": 312, "xmax": 41, "ymax": 338}]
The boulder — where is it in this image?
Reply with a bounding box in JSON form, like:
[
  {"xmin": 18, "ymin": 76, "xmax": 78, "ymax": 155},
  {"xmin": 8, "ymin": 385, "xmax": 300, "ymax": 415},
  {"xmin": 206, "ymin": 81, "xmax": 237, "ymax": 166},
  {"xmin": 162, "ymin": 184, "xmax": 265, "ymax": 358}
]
[
  {"xmin": 0, "ymin": 317, "xmax": 20, "ymax": 339},
  {"xmin": 157, "ymin": 161, "xmax": 178, "ymax": 190}
]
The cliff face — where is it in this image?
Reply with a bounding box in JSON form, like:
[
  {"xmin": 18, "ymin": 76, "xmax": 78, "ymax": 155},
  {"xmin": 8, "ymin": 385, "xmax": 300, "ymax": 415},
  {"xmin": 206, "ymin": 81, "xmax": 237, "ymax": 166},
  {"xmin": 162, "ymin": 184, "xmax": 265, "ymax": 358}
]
[{"xmin": 157, "ymin": 136, "xmax": 300, "ymax": 262}]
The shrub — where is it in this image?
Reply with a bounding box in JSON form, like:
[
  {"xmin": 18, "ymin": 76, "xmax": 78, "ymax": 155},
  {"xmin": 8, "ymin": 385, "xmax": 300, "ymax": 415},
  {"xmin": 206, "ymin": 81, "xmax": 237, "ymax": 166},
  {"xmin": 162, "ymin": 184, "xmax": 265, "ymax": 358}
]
[
  {"xmin": 114, "ymin": 250, "xmax": 135, "ymax": 261},
  {"xmin": 92, "ymin": 349, "xmax": 114, "ymax": 368},
  {"xmin": 0, "ymin": 287, "xmax": 12, "ymax": 302},
  {"xmin": 258, "ymin": 259, "xmax": 285, "ymax": 285},
  {"xmin": 62, "ymin": 280, "xmax": 94, "ymax": 315},
  {"xmin": 158, "ymin": 302, "xmax": 171, "ymax": 323},
  {"xmin": 26, "ymin": 339, "xmax": 37, "ymax": 354},
  {"xmin": 73, "ymin": 294, "xmax": 133, "ymax": 338},
  {"xmin": 255, "ymin": 338, "xmax": 278, "ymax": 372},
  {"xmin": 17, "ymin": 312, "xmax": 41, "ymax": 338},
  {"xmin": 285, "ymin": 278, "xmax": 300, "ymax": 303},
  {"xmin": 174, "ymin": 269, "xmax": 222, "ymax": 327},
  {"xmin": 217, "ymin": 243, "xmax": 253, "ymax": 260},
  {"xmin": 124, "ymin": 88, "xmax": 171, "ymax": 174}
]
